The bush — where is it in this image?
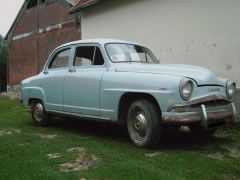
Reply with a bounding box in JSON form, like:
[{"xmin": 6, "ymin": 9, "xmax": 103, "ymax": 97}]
[{"xmin": 0, "ymin": 35, "xmax": 7, "ymax": 92}]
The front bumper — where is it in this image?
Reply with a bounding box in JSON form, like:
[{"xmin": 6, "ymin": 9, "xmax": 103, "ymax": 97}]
[{"xmin": 161, "ymin": 95, "xmax": 237, "ymax": 128}]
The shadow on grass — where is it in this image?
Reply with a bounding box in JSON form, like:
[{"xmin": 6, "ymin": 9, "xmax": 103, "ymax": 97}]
[{"xmin": 38, "ymin": 116, "xmax": 234, "ymax": 151}]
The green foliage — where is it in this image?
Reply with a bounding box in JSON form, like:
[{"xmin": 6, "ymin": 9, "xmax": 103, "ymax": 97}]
[
  {"xmin": 0, "ymin": 34, "xmax": 8, "ymax": 90},
  {"xmin": 0, "ymin": 97, "xmax": 240, "ymax": 179}
]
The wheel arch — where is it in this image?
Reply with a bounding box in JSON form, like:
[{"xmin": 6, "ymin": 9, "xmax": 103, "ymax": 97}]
[
  {"xmin": 28, "ymin": 98, "xmax": 44, "ymax": 106},
  {"xmin": 117, "ymin": 92, "xmax": 162, "ymax": 124},
  {"xmin": 25, "ymin": 87, "xmax": 46, "ymax": 106}
]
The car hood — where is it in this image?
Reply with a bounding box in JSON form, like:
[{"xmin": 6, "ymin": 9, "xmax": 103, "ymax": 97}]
[{"xmin": 115, "ymin": 63, "xmax": 221, "ymax": 86}]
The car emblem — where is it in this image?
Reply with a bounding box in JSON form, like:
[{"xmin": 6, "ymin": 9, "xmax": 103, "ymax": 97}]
[{"xmin": 208, "ymin": 87, "xmax": 220, "ymax": 92}]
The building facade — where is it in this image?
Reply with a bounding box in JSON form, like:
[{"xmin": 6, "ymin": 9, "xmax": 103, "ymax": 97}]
[
  {"xmin": 6, "ymin": 0, "xmax": 81, "ymax": 91},
  {"xmin": 72, "ymin": 0, "xmax": 240, "ymax": 89}
]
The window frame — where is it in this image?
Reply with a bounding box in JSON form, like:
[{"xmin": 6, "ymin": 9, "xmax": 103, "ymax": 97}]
[
  {"xmin": 71, "ymin": 44, "xmax": 106, "ymax": 69},
  {"xmin": 45, "ymin": 46, "xmax": 73, "ymax": 72}
]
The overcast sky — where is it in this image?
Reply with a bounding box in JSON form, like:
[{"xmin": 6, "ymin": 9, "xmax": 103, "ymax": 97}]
[{"xmin": 0, "ymin": 0, "xmax": 25, "ymax": 37}]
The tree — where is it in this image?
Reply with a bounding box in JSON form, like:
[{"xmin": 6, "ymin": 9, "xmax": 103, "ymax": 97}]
[{"xmin": 0, "ymin": 34, "xmax": 8, "ymax": 91}]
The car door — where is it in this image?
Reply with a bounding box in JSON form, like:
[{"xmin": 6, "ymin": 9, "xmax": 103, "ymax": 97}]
[
  {"xmin": 64, "ymin": 44, "xmax": 106, "ymax": 116},
  {"xmin": 40, "ymin": 46, "xmax": 73, "ymax": 111}
]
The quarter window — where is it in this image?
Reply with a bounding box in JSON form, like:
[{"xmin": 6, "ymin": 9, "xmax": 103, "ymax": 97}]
[
  {"xmin": 49, "ymin": 49, "xmax": 71, "ymax": 69},
  {"xmin": 74, "ymin": 46, "xmax": 104, "ymax": 67}
]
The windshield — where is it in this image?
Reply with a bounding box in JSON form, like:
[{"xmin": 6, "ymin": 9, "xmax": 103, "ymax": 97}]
[{"xmin": 105, "ymin": 43, "xmax": 159, "ymax": 64}]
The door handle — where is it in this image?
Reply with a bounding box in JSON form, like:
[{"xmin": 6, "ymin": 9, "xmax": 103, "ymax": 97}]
[{"xmin": 69, "ymin": 69, "xmax": 76, "ymax": 73}]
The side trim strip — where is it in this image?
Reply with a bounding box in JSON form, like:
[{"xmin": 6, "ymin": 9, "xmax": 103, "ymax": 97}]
[{"xmin": 47, "ymin": 110, "xmax": 111, "ymax": 121}]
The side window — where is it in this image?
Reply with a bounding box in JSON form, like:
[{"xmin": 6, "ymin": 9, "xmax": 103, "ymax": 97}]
[
  {"xmin": 74, "ymin": 46, "xmax": 104, "ymax": 67},
  {"xmin": 49, "ymin": 49, "xmax": 71, "ymax": 69},
  {"xmin": 94, "ymin": 47, "xmax": 104, "ymax": 65}
]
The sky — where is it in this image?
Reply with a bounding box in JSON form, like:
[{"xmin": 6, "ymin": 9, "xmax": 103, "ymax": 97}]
[{"xmin": 0, "ymin": 0, "xmax": 25, "ymax": 37}]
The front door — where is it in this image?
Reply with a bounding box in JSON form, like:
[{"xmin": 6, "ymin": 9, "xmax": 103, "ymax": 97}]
[
  {"xmin": 40, "ymin": 47, "xmax": 72, "ymax": 111},
  {"xmin": 64, "ymin": 44, "xmax": 106, "ymax": 116}
]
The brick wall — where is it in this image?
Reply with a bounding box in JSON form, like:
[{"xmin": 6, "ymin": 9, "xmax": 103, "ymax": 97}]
[
  {"xmin": 13, "ymin": 7, "xmax": 38, "ymax": 36},
  {"xmin": 8, "ymin": 1, "xmax": 80, "ymax": 86},
  {"xmin": 39, "ymin": 3, "xmax": 74, "ymax": 28},
  {"xmin": 8, "ymin": 35, "xmax": 38, "ymax": 85}
]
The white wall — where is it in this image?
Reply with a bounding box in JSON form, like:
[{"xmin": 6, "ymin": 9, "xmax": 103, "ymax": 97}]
[{"xmin": 81, "ymin": 0, "xmax": 240, "ymax": 87}]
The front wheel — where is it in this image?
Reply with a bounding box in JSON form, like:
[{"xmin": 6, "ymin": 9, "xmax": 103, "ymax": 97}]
[
  {"xmin": 31, "ymin": 100, "xmax": 51, "ymax": 127},
  {"xmin": 127, "ymin": 99, "xmax": 162, "ymax": 148}
]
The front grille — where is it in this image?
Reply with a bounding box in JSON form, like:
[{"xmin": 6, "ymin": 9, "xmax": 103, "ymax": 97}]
[{"xmin": 172, "ymin": 100, "xmax": 231, "ymax": 113}]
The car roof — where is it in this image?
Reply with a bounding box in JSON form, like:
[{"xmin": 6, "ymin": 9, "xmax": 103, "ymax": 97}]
[{"xmin": 58, "ymin": 38, "xmax": 143, "ymax": 48}]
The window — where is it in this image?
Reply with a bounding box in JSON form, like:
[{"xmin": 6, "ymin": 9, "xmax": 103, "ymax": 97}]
[
  {"xmin": 106, "ymin": 43, "xmax": 159, "ymax": 64},
  {"xmin": 27, "ymin": 0, "xmax": 38, "ymax": 9},
  {"xmin": 74, "ymin": 46, "xmax": 104, "ymax": 67},
  {"xmin": 49, "ymin": 49, "xmax": 71, "ymax": 69}
]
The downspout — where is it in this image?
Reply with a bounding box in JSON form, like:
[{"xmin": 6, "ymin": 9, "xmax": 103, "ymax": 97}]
[{"xmin": 37, "ymin": 0, "xmax": 40, "ymax": 73}]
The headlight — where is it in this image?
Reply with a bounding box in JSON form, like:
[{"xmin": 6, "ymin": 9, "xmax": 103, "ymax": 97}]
[
  {"xmin": 226, "ymin": 81, "xmax": 236, "ymax": 99},
  {"xmin": 180, "ymin": 78, "xmax": 194, "ymax": 101}
]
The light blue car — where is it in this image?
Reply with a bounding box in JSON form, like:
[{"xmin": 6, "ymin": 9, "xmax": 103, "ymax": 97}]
[{"xmin": 21, "ymin": 39, "xmax": 237, "ymax": 148}]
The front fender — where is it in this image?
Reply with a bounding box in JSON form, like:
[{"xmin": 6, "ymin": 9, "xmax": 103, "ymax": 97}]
[{"xmin": 21, "ymin": 87, "xmax": 46, "ymax": 107}]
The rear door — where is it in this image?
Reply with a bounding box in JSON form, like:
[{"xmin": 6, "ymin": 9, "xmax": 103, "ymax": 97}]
[{"xmin": 64, "ymin": 44, "xmax": 106, "ymax": 116}]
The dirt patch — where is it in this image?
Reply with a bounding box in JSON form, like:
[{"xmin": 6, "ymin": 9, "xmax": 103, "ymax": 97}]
[
  {"xmin": 0, "ymin": 131, "xmax": 13, "ymax": 136},
  {"xmin": 222, "ymin": 146, "xmax": 240, "ymax": 158},
  {"xmin": 10, "ymin": 106, "xmax": 20, "ymax": 110},
  {"xmin": 60, "ymin": 147, "xmax": 99, "ymax": 172},
  {"xmin": 47, "ymin": 153, "xmax": 61, "ymax": 159},
  {"xmin": 67, "ymin": 147, "xmax": 85, "ymax": 153},
  {"xmin": 6, "ymin": 92, "xmax": 21, "ymax": 100},
  {"xmin": 206, "ymin": 152, "xmax": 225, "ymax": 160},
  {"xmin": 214, "ymin": 131, "xmax": 228, "ymax": 138},
  {"xmin": 205, "ymin": 145, "xmax": 240, "ymax": 160},
  {"xmin": 60, "ymin": 154, "xmax": 98, "ymax": 172},
  {"xmin": 36, "ymin": 134, "xmax": 58, "ymax": 139},
  {"xmin": 145, "ymin": 152, "xmax": 161, "ymax": 158},
  {"xmin": 18, "ymin": 142, "xmax": 30, "ymax": 146},
  {"xmin": 0, "ymin": 129, "xmax": 21, "ymax": 136}
]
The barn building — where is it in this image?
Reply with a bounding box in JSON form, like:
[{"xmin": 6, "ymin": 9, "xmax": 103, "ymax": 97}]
[{"xmin": 5, "ymin": 0, "xmax": 82, "ymax": 92}]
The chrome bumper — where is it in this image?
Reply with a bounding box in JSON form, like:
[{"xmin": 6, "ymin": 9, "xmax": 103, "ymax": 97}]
[{"xmin": 161, "ymin": 103, "xmax": 237, "ymax": 128}]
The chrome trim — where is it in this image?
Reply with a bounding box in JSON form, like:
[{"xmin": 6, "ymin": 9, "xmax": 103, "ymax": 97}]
[
  {"xmin": 201, "ymin": 104, "xmax": 208, "ymax": 128},
  {"xmin": 161, "ymin": 109, "xmax": 234, "ymax": 126},
  {"xmin": 231, "ymin": 103, "xmax": 237, "ymax": 116},
  {"xmin": 47, "ymin": 110, "xmax": 111, "ymax": 121},
  {"xmin": 168, "ymin": 94, "xmax": 230, "ymax": 111}
]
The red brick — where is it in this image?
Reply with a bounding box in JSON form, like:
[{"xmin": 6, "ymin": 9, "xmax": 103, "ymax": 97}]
[{"xmin": 8, "ymin": 35, "xmax": 38, "ymax": 85}]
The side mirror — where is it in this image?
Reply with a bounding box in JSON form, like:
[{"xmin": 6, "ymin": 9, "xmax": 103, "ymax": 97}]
[{"xmin": 43, "ymin": 70, "xmax": 48, "ymax": 74}]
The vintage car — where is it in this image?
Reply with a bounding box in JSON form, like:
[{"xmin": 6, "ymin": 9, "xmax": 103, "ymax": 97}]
[{"xmin": 21, "ymin": 39, "xmax": 237, "ymax": 148}]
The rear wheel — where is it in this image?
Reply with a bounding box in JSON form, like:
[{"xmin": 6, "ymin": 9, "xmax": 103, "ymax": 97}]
[
  {"xmin": 127, "ymin": 99, "xmax": 161, "ymax": 148},
  {"xmin": 31, "ymin": 100, "xmax": 51, "ymax": 127}
]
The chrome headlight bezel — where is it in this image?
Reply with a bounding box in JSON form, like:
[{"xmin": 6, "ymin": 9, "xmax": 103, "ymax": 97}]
[
  {"xmin": 179, "ymin": 78, "xmax": 194, "ymax": 101},
  {"xmin": 226, "ymin": 81, "xmax": 236, "ymax": 99}
]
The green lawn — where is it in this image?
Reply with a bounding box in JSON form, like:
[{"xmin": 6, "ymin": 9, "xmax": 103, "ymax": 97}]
[{"xmin": 0, "ymin": 96, "xmax": 240, "ymax": 180}]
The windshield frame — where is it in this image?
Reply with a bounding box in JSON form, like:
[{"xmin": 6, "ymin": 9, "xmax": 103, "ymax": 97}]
[{"xmin": 104, "ymin": 43, "xmax": 160, "ymax": 64}]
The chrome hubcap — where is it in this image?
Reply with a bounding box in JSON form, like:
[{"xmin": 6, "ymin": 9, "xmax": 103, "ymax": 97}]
[
  {"xmin": 133, "ymin": 113, "xmax": 148, "ymax": 138},
  {"xmin": 34, "ymin": 103, "xmax": 44, "ymax": 122}
]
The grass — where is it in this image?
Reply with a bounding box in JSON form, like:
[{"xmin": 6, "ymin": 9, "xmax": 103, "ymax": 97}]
[{"xmin": 0, "ymin": 96, "xmax": 240, "ymax": 180}]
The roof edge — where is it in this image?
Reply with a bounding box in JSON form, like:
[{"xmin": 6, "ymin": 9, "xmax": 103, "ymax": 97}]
[{"xmin": 69, "ymin": 0, "xmax": 104, "ymax": 14}]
